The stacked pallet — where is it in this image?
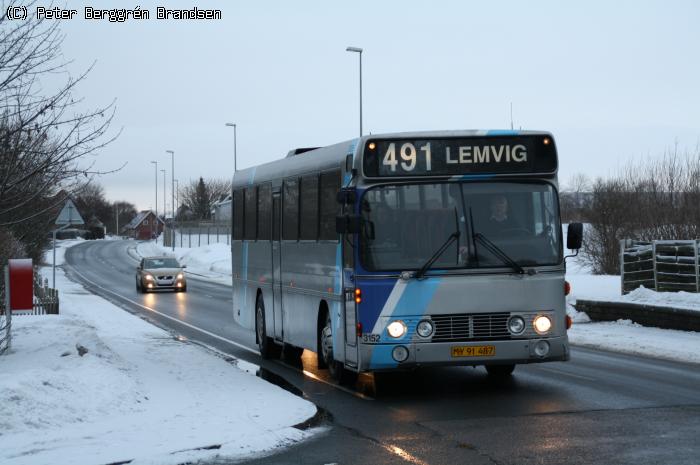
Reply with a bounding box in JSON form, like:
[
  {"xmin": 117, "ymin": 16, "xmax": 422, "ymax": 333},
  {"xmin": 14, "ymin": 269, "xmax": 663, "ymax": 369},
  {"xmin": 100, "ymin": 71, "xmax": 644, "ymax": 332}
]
[{"xmin": 620, "ymin": 239, "xmax": 700, "ymax": 294}]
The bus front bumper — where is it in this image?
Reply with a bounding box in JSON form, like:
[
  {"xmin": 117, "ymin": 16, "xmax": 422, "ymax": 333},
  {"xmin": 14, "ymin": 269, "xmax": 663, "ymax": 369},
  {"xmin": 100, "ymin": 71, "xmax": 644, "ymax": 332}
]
[{"xmin": 360, "ymin": 335, "xmax": 570, "ymax": 372}]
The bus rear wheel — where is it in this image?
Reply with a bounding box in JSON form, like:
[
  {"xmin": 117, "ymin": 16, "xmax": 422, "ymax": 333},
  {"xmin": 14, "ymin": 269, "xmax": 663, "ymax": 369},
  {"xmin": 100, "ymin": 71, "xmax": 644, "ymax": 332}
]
[
  {"xmin": 256, "ymin": 297, "xmax": 281, "ymax": 359},
  {"xmin": 485, "ymin": 364, "xmax": 516, "ymax": 377},
  {"xmin": 320, "ymin": 312, "xmax": 358, "ymax": 386}
]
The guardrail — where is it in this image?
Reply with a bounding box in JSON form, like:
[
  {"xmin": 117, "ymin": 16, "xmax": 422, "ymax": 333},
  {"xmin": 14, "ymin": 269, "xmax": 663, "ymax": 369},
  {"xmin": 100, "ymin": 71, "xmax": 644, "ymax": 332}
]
[{"xmin": 620, "ymin": 239, "xmax": 700, "ymax": 294}]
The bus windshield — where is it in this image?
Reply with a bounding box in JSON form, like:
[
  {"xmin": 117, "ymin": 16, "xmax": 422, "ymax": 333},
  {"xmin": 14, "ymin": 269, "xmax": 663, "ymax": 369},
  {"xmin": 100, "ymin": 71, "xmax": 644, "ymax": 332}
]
[{"xmin": 359, "ymin": 182, "xmax": 562, "ymax": 272}]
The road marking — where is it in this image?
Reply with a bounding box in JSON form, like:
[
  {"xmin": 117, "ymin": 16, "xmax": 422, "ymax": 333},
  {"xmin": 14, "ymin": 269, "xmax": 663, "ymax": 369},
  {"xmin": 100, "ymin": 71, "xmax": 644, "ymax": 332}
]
[{"xmin": 66, "ymin": 262, "xmax": 374, "ymax": 401}]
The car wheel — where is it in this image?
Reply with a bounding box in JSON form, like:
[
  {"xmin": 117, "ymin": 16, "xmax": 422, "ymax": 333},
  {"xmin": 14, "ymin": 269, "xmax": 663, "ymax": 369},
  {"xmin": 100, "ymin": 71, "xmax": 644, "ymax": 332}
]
[
  {"xmin": 485, "ymin": 364, "xmax": 516, "ymax": 377},
  {"xmin": 256, "ymin": 296, "xmax": 281, "ymax": 359},
  {"xmin": 320, "ymin": 311, "xmax": 358, "ymax": 386},
  {"xmin": 136, "ymin": 278, "xmax": 142, "ymax": 293}
]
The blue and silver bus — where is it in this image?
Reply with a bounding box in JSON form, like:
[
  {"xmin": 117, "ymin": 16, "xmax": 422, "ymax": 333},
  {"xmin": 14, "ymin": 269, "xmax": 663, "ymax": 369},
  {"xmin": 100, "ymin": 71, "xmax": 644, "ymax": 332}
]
[{"xmin": 232, "ymin": 130, "xmax": 581, "ymax": 383}]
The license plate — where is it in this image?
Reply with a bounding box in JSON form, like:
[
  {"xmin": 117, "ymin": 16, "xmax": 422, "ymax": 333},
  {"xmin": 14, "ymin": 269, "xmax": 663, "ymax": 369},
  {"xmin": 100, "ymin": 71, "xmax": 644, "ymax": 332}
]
[{"xmin": 451, "ymin": 345, "xmax": 496, "ymax": 357}]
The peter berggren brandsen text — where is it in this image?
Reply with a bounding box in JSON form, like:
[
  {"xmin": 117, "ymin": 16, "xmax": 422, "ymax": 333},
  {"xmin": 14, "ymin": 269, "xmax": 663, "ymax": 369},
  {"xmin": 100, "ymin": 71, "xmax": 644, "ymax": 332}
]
[{"xmin": 35, "ymin": 6, "xmax": 223, "ymax": 22}]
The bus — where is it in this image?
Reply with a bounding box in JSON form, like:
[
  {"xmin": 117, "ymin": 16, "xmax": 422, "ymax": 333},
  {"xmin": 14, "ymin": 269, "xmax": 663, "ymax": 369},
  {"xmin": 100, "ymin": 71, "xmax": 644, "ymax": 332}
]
[{"xmin": 231, "ymin": 130, "xmax": 582, "ymax": 384}]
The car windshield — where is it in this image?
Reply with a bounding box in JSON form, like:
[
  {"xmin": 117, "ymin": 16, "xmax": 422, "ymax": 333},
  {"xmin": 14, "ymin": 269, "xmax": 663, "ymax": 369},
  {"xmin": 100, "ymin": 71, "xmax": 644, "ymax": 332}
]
[
  {"xmin": 144, "ymin": 258, "xmax": 180, "ymax": 269},
  {"xmin": 359, "ymin": 182, "xmax": 562, "ymax": 272}
]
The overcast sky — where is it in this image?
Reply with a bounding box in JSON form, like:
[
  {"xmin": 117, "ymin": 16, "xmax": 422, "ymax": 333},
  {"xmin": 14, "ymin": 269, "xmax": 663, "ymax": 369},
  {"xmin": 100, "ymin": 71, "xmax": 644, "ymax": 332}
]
[{"xmin": 52, "ymin": 0, "xmax": 700, "ymax": 211}]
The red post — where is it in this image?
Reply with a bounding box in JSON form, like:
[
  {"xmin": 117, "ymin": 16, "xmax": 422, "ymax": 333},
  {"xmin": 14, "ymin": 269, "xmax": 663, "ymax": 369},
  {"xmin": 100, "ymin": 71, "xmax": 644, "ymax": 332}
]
[{"xmin": 9, "ymin": 259, "xmax": 33, "ymax": 312}]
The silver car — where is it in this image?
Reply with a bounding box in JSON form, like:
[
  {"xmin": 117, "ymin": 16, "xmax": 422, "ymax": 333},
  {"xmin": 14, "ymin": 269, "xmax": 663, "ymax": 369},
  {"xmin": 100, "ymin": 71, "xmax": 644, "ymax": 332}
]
[{"xmin": 136, "ymin": 256, "xmax": 187, "ymax": 293}]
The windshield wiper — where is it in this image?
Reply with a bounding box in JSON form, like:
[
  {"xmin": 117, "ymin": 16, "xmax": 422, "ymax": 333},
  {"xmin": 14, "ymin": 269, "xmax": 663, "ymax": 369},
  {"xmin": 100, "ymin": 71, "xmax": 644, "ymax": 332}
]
[
  {"xmin": 414, "ymin": 231, "xmax": 460, "ymax": 280},
  {"xmin": 473, "ymin": 232, "xmax": 525, "ymax": 275}
]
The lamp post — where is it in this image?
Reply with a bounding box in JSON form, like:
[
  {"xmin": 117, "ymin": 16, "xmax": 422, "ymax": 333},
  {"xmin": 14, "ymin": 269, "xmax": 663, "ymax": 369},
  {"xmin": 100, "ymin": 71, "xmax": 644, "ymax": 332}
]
[
  {"xmin": 150, "ymin": 160, "xmax": 158, "ymax": 240},
  {"xmin": 174, "ymin": 179, "xmax": 179, "ymax": 219},
  {"xmin": 346, "ymin": 46, "xmax": 363, "ymax": 137},
  {"xmin": 225, "ymin": 123, "xmax": 237, "ymax": 172},
  {"xmin": 160, "ymin": 169, "xmax": 166, "ymax": 223},
  {"xmin": 166, "ymin": 150, "xmax": 175, "ymax": 251}
]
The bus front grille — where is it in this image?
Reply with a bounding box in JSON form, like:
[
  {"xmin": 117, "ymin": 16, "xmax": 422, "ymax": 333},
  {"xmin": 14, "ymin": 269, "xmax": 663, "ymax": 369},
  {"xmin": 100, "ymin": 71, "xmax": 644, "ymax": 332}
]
[{"xmin": 431, "ymin": 312, "xmax": 511, "ymax": 342}]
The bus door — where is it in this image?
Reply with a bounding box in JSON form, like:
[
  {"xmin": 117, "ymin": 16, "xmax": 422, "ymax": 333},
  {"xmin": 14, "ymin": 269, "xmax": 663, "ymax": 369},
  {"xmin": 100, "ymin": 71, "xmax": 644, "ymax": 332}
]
[
  {"xmin": 343, "ymin": 233, "xmax": 358, "ymax": 368},
  {"xmin": 272, "ymin": 193, "xmax": 283, "ymax": 340}
]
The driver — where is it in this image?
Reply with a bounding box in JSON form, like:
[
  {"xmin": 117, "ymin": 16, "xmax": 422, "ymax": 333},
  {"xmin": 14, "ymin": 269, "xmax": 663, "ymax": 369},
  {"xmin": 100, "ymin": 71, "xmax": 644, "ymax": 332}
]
[{"xmin": 482, "ymin": 195, "xmax": 516, "ymax": 234}]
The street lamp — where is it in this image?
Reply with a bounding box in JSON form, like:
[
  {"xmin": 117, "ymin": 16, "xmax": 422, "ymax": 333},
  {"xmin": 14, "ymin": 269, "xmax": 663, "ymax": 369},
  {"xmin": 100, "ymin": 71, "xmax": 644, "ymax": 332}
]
[
  {"xmin": 174, "ymin": 179, "xmax": 179, "ymax": 219},
  {"xmin": 160, "ymin": 169, "xmax": 166, "ymax": 223},
  {"xmin": 346, "ymin": 46, "xmax": 363, "ymax": 137},
  {"xmin": 225, "ymin": 123, "xmax": 237, "ymax": 172},
  {"xmin": 150, "ymin": 160, "xmax": 158, "ymax": 240},
  {"xmin": 165, "ymin": 150, "xmax": 175, "ymax": 251}
]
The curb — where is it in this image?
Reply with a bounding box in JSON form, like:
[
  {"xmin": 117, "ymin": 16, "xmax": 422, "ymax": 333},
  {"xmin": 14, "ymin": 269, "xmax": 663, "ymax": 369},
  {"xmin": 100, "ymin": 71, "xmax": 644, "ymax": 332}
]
[{"xmin": 574, "ymin": 299, "xmax": 700, "ymax": 332}]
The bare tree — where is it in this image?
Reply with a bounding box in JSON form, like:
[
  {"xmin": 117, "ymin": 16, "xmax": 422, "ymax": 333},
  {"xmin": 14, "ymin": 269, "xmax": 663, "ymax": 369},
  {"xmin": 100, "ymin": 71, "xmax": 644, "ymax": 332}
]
[
  {"xmin": 560, "ymin": 173, "xmax": 592, "ymax": 223},
  {"xmin": 0, "ymin": 2, "xmax": 117, "ymax": 265},
  {"xmin": 580, "ymin": 144, "xmax": 700, "ymax": 274}
]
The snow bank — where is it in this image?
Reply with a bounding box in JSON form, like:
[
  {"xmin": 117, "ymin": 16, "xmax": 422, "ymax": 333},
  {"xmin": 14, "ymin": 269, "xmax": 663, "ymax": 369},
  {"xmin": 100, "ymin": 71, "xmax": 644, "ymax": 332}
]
[
  {"xmin": 0, "ymin": 244, "xmax": 318, "ymax": 465},
  {"xmin": 568, "ymin": 319, "xmax": 700, "ymax": 364}
]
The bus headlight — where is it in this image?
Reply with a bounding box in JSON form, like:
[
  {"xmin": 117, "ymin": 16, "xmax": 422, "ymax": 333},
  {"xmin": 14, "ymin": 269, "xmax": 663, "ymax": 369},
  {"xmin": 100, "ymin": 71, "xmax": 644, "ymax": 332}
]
[
  {"xmin": 507, "ymin": 316, "xmax": 526, "ymax": 335},
  {"xmin": 533, "ymin": 315, "xmax": 552, "ymax": 334},
  {"xmin": 387, "ymin": 320, "xmax": 407, "ymax": 338},
  {"xmin": 416, "ymin": 320, "xmax": 434, "ymax": 338}
]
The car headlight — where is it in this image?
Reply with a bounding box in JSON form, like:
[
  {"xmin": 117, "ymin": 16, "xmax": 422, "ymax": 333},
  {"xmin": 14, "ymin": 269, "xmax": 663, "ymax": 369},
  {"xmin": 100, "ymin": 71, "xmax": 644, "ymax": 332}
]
[
  {"xmin": 416, "ymin": 320, "xmax": 434, "ymax": 338},
  {"xmin": 386, "ymin": 320, "xmax": 407, "ymax": 338},
  {"xmin": 177, "ymin": 273, "xmax": 184, "ymax": 280},
  {"xmin": 508, "ymin": 316, "xmax": 526, "ymax": 335},
  {"xmin": 144, "ymin": 274, "xmax": 154, "ymax": 281},
  {"xmin": 533, "ymin": 315, "xmax": 552, "ymax": 335}
]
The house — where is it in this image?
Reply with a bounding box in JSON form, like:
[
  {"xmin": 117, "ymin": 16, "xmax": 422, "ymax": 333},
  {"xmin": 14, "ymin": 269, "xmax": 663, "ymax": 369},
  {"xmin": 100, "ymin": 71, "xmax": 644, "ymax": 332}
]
[
  {"xmin": 211, "ymin": 195, "xmax": 232, "ymax": 222},
  {"xmin": 123, "ymin": 210, "xmax": 164, "ymax": 240}
]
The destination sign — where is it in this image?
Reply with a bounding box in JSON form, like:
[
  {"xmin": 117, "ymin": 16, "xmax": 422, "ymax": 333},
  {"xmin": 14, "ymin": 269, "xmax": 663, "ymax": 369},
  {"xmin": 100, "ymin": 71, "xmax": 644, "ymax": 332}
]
[{"xmin": 362, "ymin": 135, "xmax": 557, "ymax": 177}]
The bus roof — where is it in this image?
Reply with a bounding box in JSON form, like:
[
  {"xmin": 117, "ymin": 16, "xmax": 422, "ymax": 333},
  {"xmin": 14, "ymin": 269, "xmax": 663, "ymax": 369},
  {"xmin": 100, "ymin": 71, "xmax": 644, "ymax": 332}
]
[{"xmin": 231, "ymin": 129, "xmax": 555, "ymax": 188}]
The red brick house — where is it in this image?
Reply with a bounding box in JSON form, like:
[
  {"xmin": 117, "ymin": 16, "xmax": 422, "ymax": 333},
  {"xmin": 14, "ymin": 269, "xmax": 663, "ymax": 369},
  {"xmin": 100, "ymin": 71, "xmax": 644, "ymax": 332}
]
[{"xmin": 123, "ymin": 210, "xmax": 164, "ymax": 240}]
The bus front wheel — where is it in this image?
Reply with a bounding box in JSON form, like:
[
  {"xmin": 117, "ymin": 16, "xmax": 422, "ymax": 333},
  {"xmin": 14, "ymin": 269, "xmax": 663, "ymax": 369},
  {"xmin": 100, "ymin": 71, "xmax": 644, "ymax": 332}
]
[
  {"xmin": 256, "ymin": 297, "xmax": 281, "ymax": 359},
  {"xmin": 320, "ymin": 312, "xmax": 358, "ymax": 386}
]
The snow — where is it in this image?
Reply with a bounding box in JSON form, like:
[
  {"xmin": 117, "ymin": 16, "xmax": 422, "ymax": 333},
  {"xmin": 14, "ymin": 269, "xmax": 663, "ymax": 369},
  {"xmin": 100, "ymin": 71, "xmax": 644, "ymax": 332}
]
[
  {"xmin": 0, "ymin": 241, "xmax": 319, "ymax": 465},
  {"xmin": 561, "ymin": 226, "xmax": 700, "ymax": 364}
]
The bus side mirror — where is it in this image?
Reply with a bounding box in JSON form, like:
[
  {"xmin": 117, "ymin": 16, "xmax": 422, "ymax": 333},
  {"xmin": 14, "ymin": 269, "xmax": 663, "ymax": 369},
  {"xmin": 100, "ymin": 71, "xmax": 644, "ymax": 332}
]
[
  {"xmin": 336, "ymin": 215, "xmax": 361, "ymax": 234},
  {"xmin": 566, "ymin": 223, "xmax": 583, "ymax": 250},
  {"xmin": 336, "ymin": 188, "xmax": 357, "ymax": 205}
]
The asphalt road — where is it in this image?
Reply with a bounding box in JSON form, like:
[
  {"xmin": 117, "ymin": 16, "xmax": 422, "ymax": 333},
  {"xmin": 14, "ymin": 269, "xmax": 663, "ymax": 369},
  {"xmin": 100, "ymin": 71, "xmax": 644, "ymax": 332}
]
[{"xmin": 64, "ymin": 240, "xmax": 700, "ymax": 465}]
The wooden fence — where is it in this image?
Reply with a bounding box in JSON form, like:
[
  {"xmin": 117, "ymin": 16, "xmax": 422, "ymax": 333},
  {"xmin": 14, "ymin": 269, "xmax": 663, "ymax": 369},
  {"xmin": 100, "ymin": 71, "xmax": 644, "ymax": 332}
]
[
  {"xmin": 620, "ymin": 239, "xmax": 700, "ymax": 294},
  {"xmin": 13, "ymin": 273, "xmax": 61, "ymax": 315}
]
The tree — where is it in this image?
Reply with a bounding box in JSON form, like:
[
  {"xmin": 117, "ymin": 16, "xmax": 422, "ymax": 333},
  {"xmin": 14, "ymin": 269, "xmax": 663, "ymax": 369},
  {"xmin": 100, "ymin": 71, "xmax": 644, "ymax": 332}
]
[
  {"xmin": 0, "ymin": 1, "xmax": 116, "ymax": 268},
  {"xmin": 112, "ymin": 201, "xmax": 137, "ymax": 235},
  {"xmin": 178, "ymin": 177, "xmax": 231, "ymax": 221},
  {"xmin": 579, "ymin": 145, "xmax": 700, "ymax": 274},
  {"xmin": 75, "ymin": 183, "xmax": 111, "ymax": 226}
]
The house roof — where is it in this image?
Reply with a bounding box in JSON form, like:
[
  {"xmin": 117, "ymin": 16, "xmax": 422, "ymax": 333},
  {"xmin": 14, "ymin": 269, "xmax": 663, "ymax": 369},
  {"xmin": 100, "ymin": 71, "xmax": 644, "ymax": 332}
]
[{"xmin": 124, "ymin": 210, "xmax": 164, "ymax": 229}]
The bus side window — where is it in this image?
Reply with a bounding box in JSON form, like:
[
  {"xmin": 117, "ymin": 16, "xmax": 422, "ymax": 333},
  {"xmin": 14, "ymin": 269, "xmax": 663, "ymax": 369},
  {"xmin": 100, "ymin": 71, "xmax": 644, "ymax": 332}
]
[
  {"xmin": 244, "ymin": 187, "xmax": 257, "ymax": 240},
  {"xmin": 233, "ymin": 189, "xmax": 244, "ymax": 240},
  {"xmin": 283, "ymin": 178, "xmax": 299, "ymax": 240},
  {"xmin": 319, "ymin": 170, "xmax": 341, "ymax": 241},
  {"xmin": 257, "ymin": 183, "xmax": 272, "ymax": 240},
  {"xmin": 300, "ymin": 174, "xmax": 319, "ymax": 240}
]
